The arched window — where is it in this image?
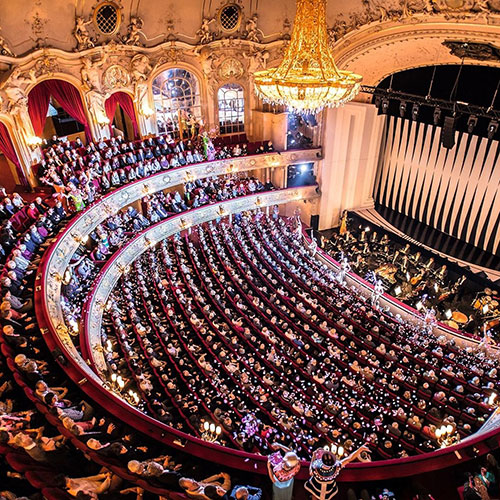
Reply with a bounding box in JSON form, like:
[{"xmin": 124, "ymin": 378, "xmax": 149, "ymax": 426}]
[
  {"xmin": 152, "ymin": 68, "xmax": 202, "ymax": 139},
  {"xmin": 218, "ymin": 84, "xmax": 245, "ymax": 135}
]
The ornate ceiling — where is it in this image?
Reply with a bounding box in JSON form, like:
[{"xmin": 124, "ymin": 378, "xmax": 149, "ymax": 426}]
[{"xmin": 1, "ymin": 0, "xmax": 499, "ymax": 56}]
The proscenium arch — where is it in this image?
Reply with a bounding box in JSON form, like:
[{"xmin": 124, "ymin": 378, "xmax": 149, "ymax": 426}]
[
  {"xmin": 332, "ymin": 18, "xmax": 500, "ymax": 99},
  {"xmin": 148, "ymin": 62, "xmax": 210, "ymax": 133}
]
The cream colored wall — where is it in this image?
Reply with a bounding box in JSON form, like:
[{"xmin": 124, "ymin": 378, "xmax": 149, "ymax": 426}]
[{"xmin": 316, "ymin": 101, "xmax": 385, "ymax": 231}]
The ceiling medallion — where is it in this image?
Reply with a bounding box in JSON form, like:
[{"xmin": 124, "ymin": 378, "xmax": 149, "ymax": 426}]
[{"xmin": 253, "ymin": 0, "xmax": 362, "ymax": 114}]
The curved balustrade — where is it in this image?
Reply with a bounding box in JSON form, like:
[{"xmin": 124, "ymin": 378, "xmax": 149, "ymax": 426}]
[
  {"xmin": 35, "ymin": 185, "xmax": 319, "ymax": 477},
  {"xmin": 39, "ymin": 147, "xmax": 320, "ymax": 356},
  {"xmin": 34, "ymin": 165, "xmax": 500, "ymax": 482}
]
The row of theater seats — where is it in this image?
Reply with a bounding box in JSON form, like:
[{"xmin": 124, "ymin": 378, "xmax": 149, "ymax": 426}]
[
  {"xmin": 101, "ymin": 212, "xmax": 498, "ymax": 464},
  {"xmin": 0, "ymin": 135, "xmax": 279, "ymax": 497}
]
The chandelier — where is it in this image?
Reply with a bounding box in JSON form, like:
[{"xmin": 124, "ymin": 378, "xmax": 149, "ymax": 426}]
[{"xmin": 253, "ymin": 0, "xmax": 362, "ymax": 114}]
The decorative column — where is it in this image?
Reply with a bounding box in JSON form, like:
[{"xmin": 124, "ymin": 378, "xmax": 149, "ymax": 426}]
[{"xmin": 84, "ymin": 90, "xmax": 110, "ymax": 141}]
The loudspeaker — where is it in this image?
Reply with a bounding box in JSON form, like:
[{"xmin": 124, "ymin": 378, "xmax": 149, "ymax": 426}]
[
  {"xmin": 310, "ymin": 215, "xmax": 319, "ymax": 231},
  {"xmin": 441, "ymin": 116, "xmax": 456, "ymax": 149}
]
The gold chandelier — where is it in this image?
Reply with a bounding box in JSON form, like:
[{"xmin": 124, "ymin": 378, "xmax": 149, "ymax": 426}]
[{"xmin": 253, "ymin": 0, "xmax": 362, "ymax": 113}]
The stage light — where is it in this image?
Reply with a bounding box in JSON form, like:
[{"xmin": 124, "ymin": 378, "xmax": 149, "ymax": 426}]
[
  {"xmin": 411, "ymin": 103, "xmax": 419, "ymax": 121},
  {"xmin": 467, "ymin": 115, "xmax": 478, "ymax": 134},
  {"xmin": 394, "ymin": 286, "xmax": 402, "ymax": 296},
  {"xmin": 399, "ymin": 101, "xmax": 407, "ymax": 118},
  {"xmin": 300, "ymin": 164, "xmax": 308, "ymax": 173},
  {"xmin": 487, "ymin": 119, "xmax": 499, "ymax": 139},
  {"xmin": 433, "ymin": 107, "xmax": 441, "ymax": 125},
  {"xmin": 445, "ymin": 309, "xmax": 452, "ymax": 319},
  {"xmin": 381, "ymin": 98, "xmax": 390, "ymax": 114}
]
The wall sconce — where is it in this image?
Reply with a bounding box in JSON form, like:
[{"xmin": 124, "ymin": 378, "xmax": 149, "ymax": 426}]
[
  {"xmin": 97, "ymin": 116, "xmax": 110, "ymax": 127},
  {"xmin": 217, "ymin": 205, "xmax": 226, "ymax": 216},
  {"xmin": 141, "ymin": 105, "xmax": 154, "ymax": 118},
  {"xmin": 184, "ymin": 172, "xmax": 195, "ymax": 183},
  {"xmin": 255, "ymin": 197, "xmax": 262, "ymax": 207},
  {"xmin": 27, "ymin": 136, "xmax": 43, "ymax": 150}
]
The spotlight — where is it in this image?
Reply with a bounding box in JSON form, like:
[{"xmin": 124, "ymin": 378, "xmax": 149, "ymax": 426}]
[
  {"xmin": 467, "ymin": 115, "xmax": 478, "ymax": 134},
  {"xmin": 433, "ymin": 107, "xmax": 441, "ymax": 125},
  {"xmin": 399, "ymin": 101, "xmax": 407, "ymax": 118},
  {"xmin": 381, "ymin": 98, "xmax": 390, "ymax": 114},
  {"xmin": 411, "ymin": 103, "xmax": 419, "ymax": 121},
  {"xmin": 300, "ymin": 164, "xmax": 308, "ymax": 173},
  {"xmin": 445, "ymin": 309, "xmax": 452, "ymax": 320},
  {"xmin": 487, "ymin": 119, "xmax": 499, "ymax": 140}
]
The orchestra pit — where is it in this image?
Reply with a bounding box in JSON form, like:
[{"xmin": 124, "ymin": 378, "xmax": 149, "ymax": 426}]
[{"xmin": 0, "ymin": 1, "xmax": 500, "ymax": 499}]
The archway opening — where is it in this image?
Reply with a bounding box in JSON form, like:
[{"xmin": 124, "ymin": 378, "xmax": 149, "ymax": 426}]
[
  {"xmin": 152, "ymin": 68, "xmax": 202, "ymax": 139},
  {"xmin": 28, "ymin": 79, "xmax": 92, "ymax": 143},
  {"xmin": 104, "ymin": 92, "xmax": 139, "ymax": 141}
]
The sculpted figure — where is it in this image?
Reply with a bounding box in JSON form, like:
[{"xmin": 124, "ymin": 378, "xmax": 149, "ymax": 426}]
[
  {"xmin": 197, "ymin": 18, "xmax": 214, "ymax": 44},
  {"xmin": 245, "ymin": 14, "xmax": 262, "ymax": 43},
  {"xmin": 73, "ymin": 16, "xmax": 94, "ymax": 51},
  {"xmin": 3, "ymin": 68, "xmax": 37, "ymax": 109},
  {"xmin": 81, "ymin": 53, "xmax": 108, "ymax": 92},
  {"xmin": 123, "ymin": 17, "xmax": 144, "ymax": 46}
]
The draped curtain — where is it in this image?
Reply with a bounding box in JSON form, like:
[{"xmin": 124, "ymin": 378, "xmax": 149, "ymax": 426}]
[
  {"xmin": 28, "ymin": 79, "xmax": 92, "ymax": 142},
  {"xmin": 105, "ymin": 92, "xmax": 139, "ymax": 139},
  {"xmin": 0, "ymin": 122, "xmax": 28, "ymax": 187}
]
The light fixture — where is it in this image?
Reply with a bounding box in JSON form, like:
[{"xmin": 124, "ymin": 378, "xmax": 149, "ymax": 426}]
[
  {"xmin": 467, "ymin": 115, "xmax": 478, "ymax": 134},
  {"xmin": 445, "ymin": 309, "xmax": 452, "ymax": 320},
  {"xmin": 27, "ymin": 136, "xmax": 43, "ymax": 150},
  {"xmin": 399, "ymin": 101, "xmax": 407, "ymax": 118},
  {"xmin": 435, "ymin": 423, "xmax": 459, "ymax": 448},
  {"xmin": 141, "ymin": 104, "xmax": 154, "ymax": 118},
  {"xmin": 300, "ymin": 164, "xmax": 308, "ymax": 173},
  {"xmin": 433, "ymin": 107, "xmax": 441, "ymax": 125},
  {"xmin": 416, "ymin": 301, "xmax": 423, "ymax": 311},
  {"xmin": 364, "ymin": 226, "xmax": 370, "ymax": 232},
  {"xmin": 323, "ymin": 443, "xmax": 345, "ymax": 457},
  {"xmin": 483, "ymin": 304, "xmax": 489, "ymax": 314},
  {"xmin": 487, "ymin": 119, "xmax": 498, "ymax": 140},
  {"xmin": 381, "ymin": 98, "xmax": 390, "ymax": 114},
  {"xmin": 201, "ymin": 420, "xmax": 222, "ymax": 443},
  {"xmin": 394, "ymin": 286, "xmax": 402, "ymax": 296},
  {"xmin": 253, "ymin": 0, "xmax": 362, "ymax": 113},
  {"xmin": 97, "ymin": 115, "xmax": 110, "ymax": 127},
  {"xmin": 411, "ymin": 103, "xmax": 419, "ymax": 121}
]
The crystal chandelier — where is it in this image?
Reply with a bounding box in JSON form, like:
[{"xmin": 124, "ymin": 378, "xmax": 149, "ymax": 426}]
[{"xmin": 253, "ymin": 0, "xmax": 362, "ymax": 114}]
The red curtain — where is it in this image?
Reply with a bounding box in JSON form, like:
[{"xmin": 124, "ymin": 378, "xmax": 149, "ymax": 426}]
[
  {"xmin": 28, "ymin": 79, "xmax": 92, "ymax": 142},
  {"xmin": 0, "ymin": 122, "xmax": 28, "ymax": 187},
  {"xmin": 105, "ymin": 92, "xmax": 139, "ymax": 139}
]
